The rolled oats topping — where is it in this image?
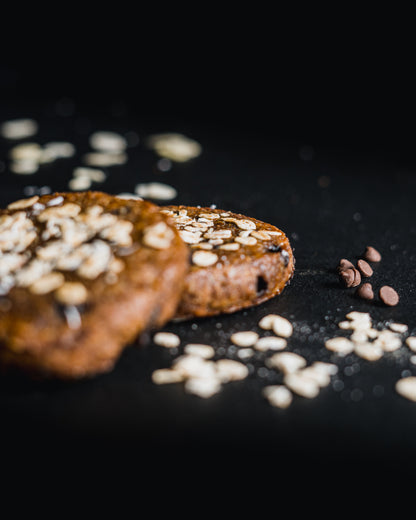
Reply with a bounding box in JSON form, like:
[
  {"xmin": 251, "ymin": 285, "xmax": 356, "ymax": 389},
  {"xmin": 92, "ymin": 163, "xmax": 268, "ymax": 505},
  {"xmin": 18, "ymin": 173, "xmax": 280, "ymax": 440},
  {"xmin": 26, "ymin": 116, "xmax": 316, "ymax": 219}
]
[
  {"xmin": 29, "ymin": 272, "xmax": 65, "ymax": 295},
  {"xmin": 0, "ymin": 192, "xmax": 154, "ymax": 304},
  {"xmin": 143, "ymin": 221, "xmax": 175, "ymax": 250},
  {"xmin": 7, "ymin": 196, "xmax": 39, "ymax": 211},
  {"xmin": 192, "ymin": 250, "xmax": 218, "ymax": 267},
  {"xmin": 164, "ymin": 206, "xmax": 289, "ymax": 266},
  {"xmin": 55, "ymin": 281, "xmax": 88, "ymax": 306}
]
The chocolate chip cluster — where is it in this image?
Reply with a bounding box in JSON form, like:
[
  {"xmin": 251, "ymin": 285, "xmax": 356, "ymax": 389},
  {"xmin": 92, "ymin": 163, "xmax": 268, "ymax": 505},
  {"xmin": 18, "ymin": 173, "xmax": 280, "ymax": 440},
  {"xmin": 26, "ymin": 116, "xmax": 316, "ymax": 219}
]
[{"xmin": 337, "ymin": 246, "xmax": 399, "ymax": 306}]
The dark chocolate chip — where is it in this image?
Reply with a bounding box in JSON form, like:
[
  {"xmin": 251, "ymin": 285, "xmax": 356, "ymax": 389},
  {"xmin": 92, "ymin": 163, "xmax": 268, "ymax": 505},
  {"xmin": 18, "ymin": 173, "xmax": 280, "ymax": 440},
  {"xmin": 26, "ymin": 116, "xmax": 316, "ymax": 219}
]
[
  {"xmin": 363, "ymin": 246, "xmax": 382, "ymax": 263},
  {"xmin": 379, "ymin": 286, "xmax": 399, "ymax": 306},
  {"xmin": 356, "ymin": 282, "xmax": 374, "ymax": 300},
  {"xmin": 357, "ymin": 259, "xmax": 373, "ymax": 278},
  {"xmin": 351, "ymin": 267, "xmax": 361, "ymax": 287},
  {"xmin": 339, "ymin": 268, "xmax": 356, "ymax": 288},
  {"xmin": 337, "ymin": 258, "xmax": 354, "ymax": 272},
  {"xmin": 267, "ymin": 244, "xmax": 282, "ymax": 253},
  {"xmin": 256, "ymin": 275, "xmax": 268, "ymax": 294}
]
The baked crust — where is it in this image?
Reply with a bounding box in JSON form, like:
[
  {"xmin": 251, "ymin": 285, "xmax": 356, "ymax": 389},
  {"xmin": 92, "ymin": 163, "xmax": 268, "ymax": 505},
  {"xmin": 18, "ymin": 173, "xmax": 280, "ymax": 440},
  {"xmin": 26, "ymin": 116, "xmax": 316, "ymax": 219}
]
[
  {"xmin": 162, "ymin": 205, "xmax": 294, "ymax": 319},
  {"xmin": 0, "ymin": 191, "xmax": 189, "ymax": 378}
]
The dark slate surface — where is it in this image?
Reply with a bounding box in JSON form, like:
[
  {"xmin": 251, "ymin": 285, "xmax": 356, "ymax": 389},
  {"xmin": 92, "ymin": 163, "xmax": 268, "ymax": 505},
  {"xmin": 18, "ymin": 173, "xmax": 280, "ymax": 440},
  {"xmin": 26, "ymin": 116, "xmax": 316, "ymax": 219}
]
[{"xmin": 1, "ymin": 61, "xmax": 416, "ymax": 469}]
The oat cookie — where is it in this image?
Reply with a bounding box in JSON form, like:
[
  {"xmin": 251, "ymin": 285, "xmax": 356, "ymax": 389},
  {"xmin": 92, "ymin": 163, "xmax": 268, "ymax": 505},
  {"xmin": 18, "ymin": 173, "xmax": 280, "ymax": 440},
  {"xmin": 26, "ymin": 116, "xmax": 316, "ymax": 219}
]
[
  {"xmin": 162, "ymin": 205, "xmax": 294, "ymax": 319},
  {"xmin": 0, "ymin": 191, "xmax": 189, "ymax": 378}
]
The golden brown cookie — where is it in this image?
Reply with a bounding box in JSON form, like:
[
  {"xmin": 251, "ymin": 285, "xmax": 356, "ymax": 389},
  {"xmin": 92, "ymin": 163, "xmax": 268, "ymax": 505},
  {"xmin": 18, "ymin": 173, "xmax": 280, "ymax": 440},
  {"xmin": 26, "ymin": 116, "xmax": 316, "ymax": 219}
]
[
  {"xmin": 0, "ymin": 191, "xmax": 189, "ymax": 379},
  {"xmin": 161, "ymin": 205, "xmax": 294, "ymax": 319}
]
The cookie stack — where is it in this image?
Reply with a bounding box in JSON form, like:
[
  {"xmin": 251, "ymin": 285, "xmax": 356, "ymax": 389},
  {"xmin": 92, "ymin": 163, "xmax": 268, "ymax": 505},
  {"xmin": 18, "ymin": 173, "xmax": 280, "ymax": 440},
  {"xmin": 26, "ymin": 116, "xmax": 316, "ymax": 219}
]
[{"xmin": 0, "ymin": 192, "xmax": 294, "ymax": 378}]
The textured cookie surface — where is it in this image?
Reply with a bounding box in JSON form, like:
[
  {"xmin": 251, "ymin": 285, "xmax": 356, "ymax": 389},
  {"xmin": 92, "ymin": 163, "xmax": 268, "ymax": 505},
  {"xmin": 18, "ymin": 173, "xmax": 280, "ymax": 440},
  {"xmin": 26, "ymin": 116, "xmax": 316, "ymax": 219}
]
[
  {"xmin": 162, "ymin": 205, "xmax": 295, "ymax": 319},
  {"xmin": 0, "ymin": 191, "xmax": 189, "ymax": 378}
]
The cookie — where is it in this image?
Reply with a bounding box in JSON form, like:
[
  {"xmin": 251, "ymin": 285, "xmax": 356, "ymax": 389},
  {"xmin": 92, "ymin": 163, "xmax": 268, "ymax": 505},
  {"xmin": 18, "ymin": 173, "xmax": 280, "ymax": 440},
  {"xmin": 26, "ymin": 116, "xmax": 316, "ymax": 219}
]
[
  {"xmin": 0, "ymin": 191, "xmax": 189, "ymax": 379},
  {"xmin": 161, "ymin": 205, "xmax": 294, "ymax": 319}
]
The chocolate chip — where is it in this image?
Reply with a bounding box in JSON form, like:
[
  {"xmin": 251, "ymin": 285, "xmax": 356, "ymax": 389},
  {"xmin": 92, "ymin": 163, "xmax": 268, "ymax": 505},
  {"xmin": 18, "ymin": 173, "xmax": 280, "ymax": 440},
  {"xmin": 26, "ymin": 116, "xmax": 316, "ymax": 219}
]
[
  {"xmin": 357, "ymin": 259, "xmax": 373, "ymax": 278},
  {"xmin": 379, "ymin": 285, "xmax": 399, "ymax": 306},
  {"xmin": 267, "ymin": 244, "xmax": 282, "ymax": 253},
  {"xmin": 351, "ymin": 267, "xmax": 361, "ymax": 287},
  {"xmin": 339, "ymin": 268, "xmax": 354, "ymax": 287},
  {"xmin": 337, "ymin": 258, "xmax": 354, "ymax": 272},
  {"xmin": 339, "ymin": 267, "xmax": 361, "ymax": 288},
  {"xmin": 356, "ymin": 282, "xmax": 374, "ymax": 300},
  {"xmin": 363, "ymin": 246, "xmax": 382, "ymax": 263}
]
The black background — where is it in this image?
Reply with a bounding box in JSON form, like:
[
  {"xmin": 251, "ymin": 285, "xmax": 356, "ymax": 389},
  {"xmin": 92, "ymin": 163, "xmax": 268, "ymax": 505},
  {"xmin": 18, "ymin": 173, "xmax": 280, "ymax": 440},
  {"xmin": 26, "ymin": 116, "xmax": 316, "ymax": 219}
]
[{"xmin": 2, "ymin": 31, "xmax": 416, "ymax": 476}]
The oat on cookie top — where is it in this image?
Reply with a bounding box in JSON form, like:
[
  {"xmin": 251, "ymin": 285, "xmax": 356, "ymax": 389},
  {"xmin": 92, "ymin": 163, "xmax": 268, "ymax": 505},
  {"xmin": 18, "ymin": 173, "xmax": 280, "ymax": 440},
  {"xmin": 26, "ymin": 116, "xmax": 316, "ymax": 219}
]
[
  {"xmin": 161, "ymin": 205, "xmax": 288, "ymax": 268},
  {"xmin": 0, "ymin": 192, "xmax": 175, "ymax": 304}
]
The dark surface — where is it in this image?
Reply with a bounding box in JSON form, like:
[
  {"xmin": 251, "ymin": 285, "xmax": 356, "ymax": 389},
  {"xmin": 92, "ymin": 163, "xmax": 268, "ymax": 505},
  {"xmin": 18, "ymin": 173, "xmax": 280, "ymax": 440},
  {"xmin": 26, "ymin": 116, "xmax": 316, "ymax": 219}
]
[{"xmin": 1, "ymin": 61, "xmax": 416, "ymax": 470}]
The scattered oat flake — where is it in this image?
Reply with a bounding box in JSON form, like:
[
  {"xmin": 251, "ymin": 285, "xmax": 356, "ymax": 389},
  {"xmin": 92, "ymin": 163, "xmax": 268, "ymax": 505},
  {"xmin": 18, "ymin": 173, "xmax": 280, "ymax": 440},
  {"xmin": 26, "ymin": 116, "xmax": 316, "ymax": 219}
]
[
  {"xmin": 237, "ymin": 348, "xmax": 255, "ymax": 360},
  {"xmin": 230, "ymin": 331, "xmax": 259, "ymax": 347},
  {"xmin": 215, "ymin": 359, "xmax": 249, "ymax": 382},
  {"xmin": 346, "ymin": 311, "xmax": 371, "ymax": 322},
  {"xmin": 324, "ymin": 336, "xmax": 354, "ymax": 355},
  {"xmin": 258, "ymin": 314, "xmax": 279, "ymax": 330},
  {"xmin": 152, "ymin": 368, "xmax": 184, "ymax": 384},
  {"xmin": 184, "ymin": 377, "xmax": 221, "ymax": 398},
  {"xmin": 135, "ymin": 182, "xmax": 177, "ymax": 201},
  {"xmin": 310, "ymin": 361, "xmax": 338, "ymax": 376},
  {"xmin": 406, "ymin": 337, "xmax": 416, "ymax": 352},
  {"xmin": 254, "ymin": 336, "xmax": 287, "ymax": 351},
  {"xmin": 173, "ymin": 355, "xmax": 218, "ymax": 380},
  {"xmin": 396, "ymin": 377, "xmax": 416, "ymax": 402},
  {"xmin": 1, "ymin": 118, "xmax": 38, "ymax": 139},
  {"xmin": 338, "ymin": 321, "xmax": 353, "ymax": 330},
  {"xmin": 9, "ymin": 142, "xmax": 42, "ymax": 161},
  {"xmin": 284, "ymin": 372, "xmax": 320, "ymax": 398},
  {"xmin": 271, "ymin": 315, "xmax": 293, "ymax": 338},
  {"xmin": 184, "ymin": 344, "xmax": 215, "ymax": 359},
  {"xmin": 146, "ymin": 133, "xmax": 202, "ymax": 162},
  {"xmin": 388, "ymin": 322, "xmax": 408, "ymax": 334},
  {"xmin": 153, "ymin": 332, "xmax": 180, "ymax": 348},
  {"xmin": 10, "ymin": 160, "xmax": 39, "ymax": 175},
  {"xmin": 68, "ymin": 176, "xmax": 92, "ymax": 190},
  {"xmin": 375, "ymin": 330, "xmax": 402, "ymax": 352},
  {"xmin": 89, "ymin": 131, "xmax": 127, "ymax": 152},
  {"xmin": 73, "ymin": 167, "xmax": 106, "ymax": 183},
  {"xmin": 267, "ymin": 352, "xmax": 307, "ymax": 373},
  {"xmin": 82, "ymin": 152, "xmax": 127, "ymax": 167},
  {"xmin": 300, "ymin": 366, "xmax": 331, "ymax": 387},
  {"xmin": 354, "ymin": 342, "xmax": 384, "ymax": 361},
  {"xmin": 263, "ymin": 385, "xmax": 293, "ymax": 408}
]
